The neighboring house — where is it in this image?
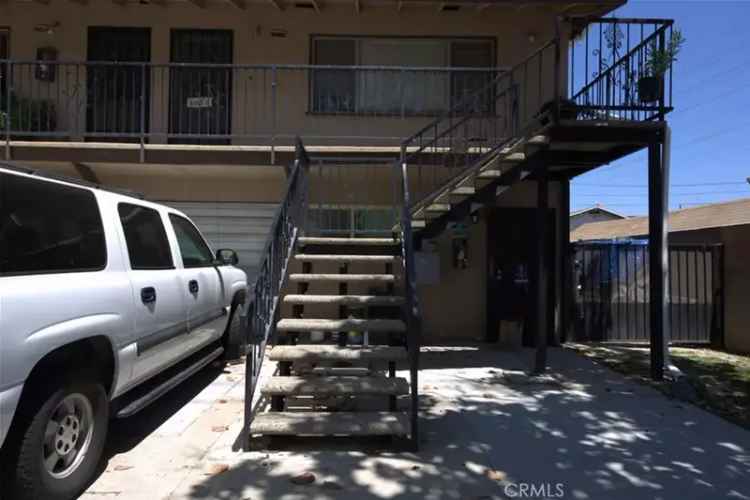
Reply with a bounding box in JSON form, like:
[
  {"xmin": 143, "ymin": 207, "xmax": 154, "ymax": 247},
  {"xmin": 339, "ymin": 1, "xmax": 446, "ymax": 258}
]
[
  {"xmin": 0, "ymin": 0, "xmax": 680, "ymax": 444},
  {"xmin": 570, "ymin": 204, "xmax": 626, "ymax": 232},
  {"xmin": 571, "ymin": 198, "xmax": 750, "ymax": 354}
]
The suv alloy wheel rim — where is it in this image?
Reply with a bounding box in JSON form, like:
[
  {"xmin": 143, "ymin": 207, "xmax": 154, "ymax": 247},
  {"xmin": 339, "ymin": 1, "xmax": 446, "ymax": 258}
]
[{"xmin": 42, "ymin": 393, "xmax": 95, "ymax": 479}]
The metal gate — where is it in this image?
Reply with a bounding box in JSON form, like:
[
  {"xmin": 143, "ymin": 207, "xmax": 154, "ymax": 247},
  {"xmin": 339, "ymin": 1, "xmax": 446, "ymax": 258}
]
[
  {"xmin": 87, "ymin": 27, "xmax": 151, "ymax": 139},
  {"xmin": 572, "ymin": 241, "xmax": 724, "ymax": 345},
  {"xmin": 169, "ymin": 29, "xmax": 233, "ymax": 144}
]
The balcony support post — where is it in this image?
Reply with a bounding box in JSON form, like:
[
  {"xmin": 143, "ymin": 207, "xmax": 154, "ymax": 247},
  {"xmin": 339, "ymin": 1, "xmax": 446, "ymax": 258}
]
[
  {"xmin": 533, "ymin": 165, "xmax": 549, "ymax": 374},
  {"xmin": 648, "ymin": 124, "xmax": 670, "ymax": 380},
  {"xmin": 4, "ymin": 59, "xmax": 10, "ymax": 161},
  {"xmin": 553, "ymin": 16, "xmax": 561, "ymax": 124},
  {"xmin": 559, "ymin": 176, "xmax": 571, "ymax": 343}
]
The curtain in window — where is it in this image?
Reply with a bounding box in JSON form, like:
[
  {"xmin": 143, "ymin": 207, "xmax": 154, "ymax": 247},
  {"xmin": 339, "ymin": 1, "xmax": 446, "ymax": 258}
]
[{"xmin": 357, "ymin": 40, "xmax": 449, "ymax": 114}]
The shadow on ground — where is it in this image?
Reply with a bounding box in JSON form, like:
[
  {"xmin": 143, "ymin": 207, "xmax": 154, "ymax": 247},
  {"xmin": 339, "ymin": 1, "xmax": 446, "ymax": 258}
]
[
  {"xmin": 94, "ymin": 365, "xmax": 226, "ymax": 477},
  {"xmin": 178, "ymin": 345, "xmax": 750, "ymax": 500}
]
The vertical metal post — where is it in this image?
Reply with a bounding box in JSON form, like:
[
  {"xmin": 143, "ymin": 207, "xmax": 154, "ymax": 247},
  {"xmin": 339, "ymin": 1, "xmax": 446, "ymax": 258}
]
[
  {"xmin": 553, "ymin": 16, "xmax": 561, "ymax": 123},
  {"xmin": 271, "ymin": 65, "xmax": 277, "ymax": 165},
  {"xmin": 718, "ymin": 244, "xmax": 726, "ymax": 349},
  {"xmin": 658, "ymin": 28, "xmax": 667, "ymax": 120},
  {"xmin": 4, "ymin": 59, "xmax": 10, "ymax": 160},
  {"xmin": 559, "ymin": 177, "xmax": 571, "ymax": 343},
  {"xmin": 648, "ymin": 125, "xmax": 670, "ymax": 380},
  {"xmin": 534, "ymin": 168, "xmax": 549, "ymax": 374},
  {"xmin": 139, "ymin": 63, "xmax": 146, "ymax": 163}
]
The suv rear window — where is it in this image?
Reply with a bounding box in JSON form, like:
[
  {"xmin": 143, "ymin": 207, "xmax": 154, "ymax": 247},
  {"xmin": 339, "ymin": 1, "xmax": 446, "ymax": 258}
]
[
  {"xmin": 118, "ymin": 203, "xmax": 174, "ymax": 270},
  {"xmin": 0, "ymin": 172, "xmax": 107, "ymax": 275}
]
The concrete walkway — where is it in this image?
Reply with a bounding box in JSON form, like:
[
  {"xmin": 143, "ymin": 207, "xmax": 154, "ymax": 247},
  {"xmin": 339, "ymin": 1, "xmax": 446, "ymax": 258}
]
[{"xmin": 84, "ymin": 346, "xmax": 750, "ymax": 500}]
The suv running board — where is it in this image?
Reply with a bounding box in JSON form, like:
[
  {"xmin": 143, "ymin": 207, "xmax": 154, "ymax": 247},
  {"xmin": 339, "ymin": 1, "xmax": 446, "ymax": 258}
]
[{"xmin": 114, "ymin": 345, "xmax": 224, "ymax": 419}]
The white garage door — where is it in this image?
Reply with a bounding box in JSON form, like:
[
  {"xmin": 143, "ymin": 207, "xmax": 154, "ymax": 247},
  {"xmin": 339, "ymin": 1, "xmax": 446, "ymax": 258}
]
[{"xmin": 163, "ymin": 201, "xmax": 277, "ymax": 284}]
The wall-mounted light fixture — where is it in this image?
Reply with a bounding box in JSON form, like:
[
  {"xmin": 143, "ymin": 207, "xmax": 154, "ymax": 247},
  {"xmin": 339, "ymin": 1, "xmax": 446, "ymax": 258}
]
[{"xmin": 34, "ymin": 22, "xmax": 60, "ymax": 36}]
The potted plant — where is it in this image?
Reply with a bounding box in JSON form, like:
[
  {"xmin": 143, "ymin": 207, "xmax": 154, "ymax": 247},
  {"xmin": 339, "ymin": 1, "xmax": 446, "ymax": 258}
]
[
  {"xmin": 639, "ymin": 29, "xmax": 685, "ymax": 104},
  {"xmin": 0, "ymin": 92, "xmax": 57, "ymax": 137}
]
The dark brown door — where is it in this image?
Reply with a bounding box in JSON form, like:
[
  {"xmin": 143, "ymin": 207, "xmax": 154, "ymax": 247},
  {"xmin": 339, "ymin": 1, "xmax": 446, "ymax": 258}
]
[
  {"xmin": 487, "ymin": 208, "xmax": 556, "ymax": 346},
  {"xmin": 169, "ymin": 29, "xmax": 233, "ymax": 144},
  {"xmin": 87, "ymin": 27, "xmax": 151, "ymax": 140}
]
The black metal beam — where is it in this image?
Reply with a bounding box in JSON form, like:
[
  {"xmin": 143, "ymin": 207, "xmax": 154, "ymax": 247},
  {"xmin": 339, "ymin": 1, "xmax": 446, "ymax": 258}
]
[
  {"xmin": 537, "ymin": 146, "xmax": 642, "ymax": 167},
  {"xmin": 548, "ymin": 123, "xmax": 663, "ymax": 145},
  {"xmin": 648, "ymin": 132, "xmax": 670, "ymax": 381},
  {"xmin": 534, "ymin": 167, "xmax": 549, "ymax": 374}
]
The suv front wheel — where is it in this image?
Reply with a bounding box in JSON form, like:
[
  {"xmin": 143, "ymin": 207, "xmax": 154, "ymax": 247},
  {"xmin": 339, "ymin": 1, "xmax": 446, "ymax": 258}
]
[{"xmin": 5, "ymin": 375, "xmax": 109, "ymax": 500}]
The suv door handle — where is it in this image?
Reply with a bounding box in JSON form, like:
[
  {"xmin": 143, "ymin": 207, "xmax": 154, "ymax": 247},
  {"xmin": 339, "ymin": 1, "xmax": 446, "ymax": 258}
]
[
  {"xmin": 141, "ymin": 287, "xmax": 156, "ymax": 304},
  {"xmin": 189, "ymin": 280, "xmax": 199, "ymax": 294}
]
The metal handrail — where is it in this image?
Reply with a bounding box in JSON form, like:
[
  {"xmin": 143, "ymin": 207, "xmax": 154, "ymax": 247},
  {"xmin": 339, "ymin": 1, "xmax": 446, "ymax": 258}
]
[
  {"xmin": 396, "ymin": 146, "xmax": 422, "ymax": 451},
  {"xmin": 242, "ymin": 137, "xmax": 308, "ymax": 448}
]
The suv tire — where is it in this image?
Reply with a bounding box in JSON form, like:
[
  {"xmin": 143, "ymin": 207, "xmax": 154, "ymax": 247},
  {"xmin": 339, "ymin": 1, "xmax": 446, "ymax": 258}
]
[
  {"xmin": 222, "ymin": 300, "xmax": 245, "ymax": 362},
  {"xmin": 4, "ymin": 375, "xmax": 109, "ymax": 500}
]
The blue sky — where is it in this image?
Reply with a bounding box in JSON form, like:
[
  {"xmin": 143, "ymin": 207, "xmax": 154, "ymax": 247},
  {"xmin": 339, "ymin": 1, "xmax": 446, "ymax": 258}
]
[{"xmin": 571, "ymin": 0, "xmax": 750, "ymax": 216}]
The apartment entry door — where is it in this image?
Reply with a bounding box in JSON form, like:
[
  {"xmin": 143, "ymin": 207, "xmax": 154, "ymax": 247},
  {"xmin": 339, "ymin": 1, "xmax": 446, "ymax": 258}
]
[
  {"xmin": 87, "ymin": 27, "xmax": 151, "ymax": 140},
  {"xmin": 169, "ymin": 29, "xmax": 233, "ymax": 144},
  {"xmin": 486, "ymin": 207, "xmax": 556, "ymax": 347}
]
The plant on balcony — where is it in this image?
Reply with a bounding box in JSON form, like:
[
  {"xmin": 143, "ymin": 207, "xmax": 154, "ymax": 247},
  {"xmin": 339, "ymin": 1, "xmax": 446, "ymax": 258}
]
[
  {"xmin": 639, "ymin": 30, "xmax": 685, "ymax": 104},
  {"xmin": 0, "ymin": 92, "xmax": 57, "ymax": 136}
]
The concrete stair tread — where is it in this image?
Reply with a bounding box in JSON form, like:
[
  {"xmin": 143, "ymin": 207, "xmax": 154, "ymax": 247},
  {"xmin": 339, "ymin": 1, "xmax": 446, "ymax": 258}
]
[
  {"xmin": 289, "ymin": 273, "xmax": 396, "ymax": 283},
  {"xmin": 426, "ymin": 203, "xmax": 450, "ymax": 212},
  {"xmin": 249, "ymin": 411, "xmax": 410, "ymax": 436},
  {"xmin": 283, "ymin": 294, "xmax": 405, "ymax": 306},
  {"xmin": 270, "ymin": 345, "xmax": 408, "ymax": 361},
  {"xmin": 451, "ymin": 186, "xmax": 476, "ymax": 196},
  {"xmin": 478, "ymin": 169, "xmax": 502, "ymax": 179},
  {"xmin": 499, "ymin": 152, "xmax": 526, "ymax": 163},
  {"xmin": 277, "ymin": 318, "xmax": 406, "ymax": 333},
  {"xmin": 310, "ymin": 367, "xmax": 373, "ymax": 376},
  {"xmin": 299, "ymin": 237, "xmax": 398, "ymax": 246},
  {"xmin": 294, "ymin": 254, "xmax": 399, "ymax": 263},
  {"xmin": 261, "ymin": 376, "xmax": 409, "ymax": 395}
]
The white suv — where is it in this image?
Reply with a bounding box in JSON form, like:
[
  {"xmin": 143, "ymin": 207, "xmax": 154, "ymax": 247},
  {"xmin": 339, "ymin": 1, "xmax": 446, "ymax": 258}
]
[{"xmin": 0, "ymin": 164, "xmax": 247, "ymax": 499}]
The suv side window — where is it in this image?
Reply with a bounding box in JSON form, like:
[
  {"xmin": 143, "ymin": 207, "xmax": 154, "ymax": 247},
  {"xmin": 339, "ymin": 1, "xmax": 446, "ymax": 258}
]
[
  {"xmin": 169, "ymin": 214, "xmax": 215, "ymax": 268},
  {"xmin": 0, "ymin": 172, "xmax": 107, "ymax": 275},
  {"xmin": 118, "ymin": 203, "xmax": 173, "ymax": 270}
]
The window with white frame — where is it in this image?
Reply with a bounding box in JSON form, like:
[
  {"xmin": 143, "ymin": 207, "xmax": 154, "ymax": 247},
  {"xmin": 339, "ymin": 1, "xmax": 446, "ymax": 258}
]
[{"xmin": 311, "ymin": 37, "xmax": 495, "ymax": 115}]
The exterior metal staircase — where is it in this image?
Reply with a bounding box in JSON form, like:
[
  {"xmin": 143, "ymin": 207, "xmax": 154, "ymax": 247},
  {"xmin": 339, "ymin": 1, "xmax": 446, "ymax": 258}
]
[
  {"xmin": 241, "ymin": 17, "xmax": 677, "ymax": 449},
  {"xmin": 243, "ymin": 143, "xmax": 420, "ymax": 449},
  {"xmin": 250, "ymin": 236, "xmax": 412, "ymax": 439}
]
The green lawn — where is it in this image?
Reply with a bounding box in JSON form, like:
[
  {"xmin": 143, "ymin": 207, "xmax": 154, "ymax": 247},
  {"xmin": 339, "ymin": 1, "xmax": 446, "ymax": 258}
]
[{"xmin": 567, "ymin": 343, "xmax": 750, "ymax": 429}]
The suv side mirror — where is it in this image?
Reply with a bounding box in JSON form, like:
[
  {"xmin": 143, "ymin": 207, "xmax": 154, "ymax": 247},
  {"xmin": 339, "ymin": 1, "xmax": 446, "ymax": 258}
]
[{"xmin": 216, "ymin": 248, "xmax": 238, "ymax": 266}]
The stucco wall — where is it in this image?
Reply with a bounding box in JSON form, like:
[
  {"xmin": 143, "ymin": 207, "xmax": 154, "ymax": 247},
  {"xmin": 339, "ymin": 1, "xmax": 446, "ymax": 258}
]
[
  {"xmin": 0, "ymin": 2, "xmax": 568, "ymax": 145},
  {"xmin": 417, "ymin": 179, "xmax": 563, "ymax": 342}
]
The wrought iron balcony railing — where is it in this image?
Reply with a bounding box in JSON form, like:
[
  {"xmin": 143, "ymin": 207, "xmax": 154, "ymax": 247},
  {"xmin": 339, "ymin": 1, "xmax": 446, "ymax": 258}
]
[
  {"xmin": 0, "ymin": 17, "xmax": 677, "ymax": 152},
  {"xmin": 568, "ymin": 17, "xmax": 676, "ymax": 122},
  {"xmin": 0, "ymin": 62, "xmax": 500, "ymax": 147}
]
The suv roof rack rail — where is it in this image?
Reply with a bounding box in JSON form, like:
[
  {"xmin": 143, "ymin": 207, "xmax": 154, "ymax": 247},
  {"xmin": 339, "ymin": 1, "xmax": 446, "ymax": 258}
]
[{"xmin": 0, "ymin": 161, "xmax": 145, "ymax": 199}]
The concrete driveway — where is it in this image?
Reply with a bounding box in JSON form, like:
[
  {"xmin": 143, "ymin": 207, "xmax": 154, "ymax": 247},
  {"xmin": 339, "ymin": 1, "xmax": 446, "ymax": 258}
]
[{"xmin": 84, "ymin": 345, "xmax": 750, "ymax": 500}]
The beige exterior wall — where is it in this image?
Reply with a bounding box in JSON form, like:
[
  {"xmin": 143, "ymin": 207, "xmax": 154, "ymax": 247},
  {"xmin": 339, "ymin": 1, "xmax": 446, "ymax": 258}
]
[
  {"xmin": 1, "ymin": 2, "xmax": 568, "ymax": 145},
  {"xmin": 417, "ymin": 179, "xmax": 563, "ymax": 341}
]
